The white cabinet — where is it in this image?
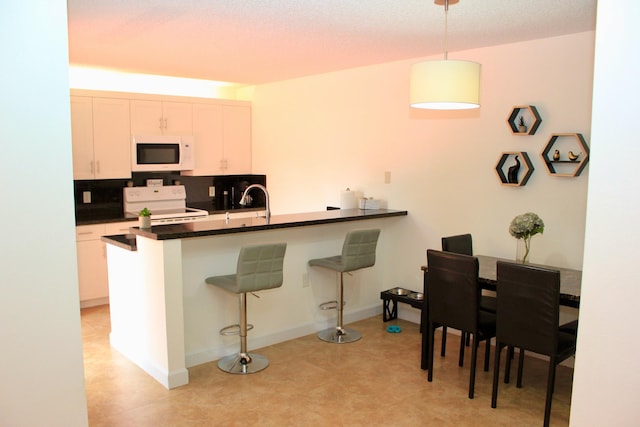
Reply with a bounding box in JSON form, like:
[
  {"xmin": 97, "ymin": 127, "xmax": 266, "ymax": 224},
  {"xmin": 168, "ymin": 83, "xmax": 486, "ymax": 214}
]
[
  {"xmin": 223, "ymin": 105, "xmax": 252, "ymax": 174},
  {"xmin": 70, "ymin": 97, "xmax": 94, "ymax": 179},
  {"xmin": 187, "ymin": 103, "xmax": 251, "ymax": 175},
  {"xmin": 70, "ymin": 96, "xmax": 131, "ymax": 180},
  {"xmin": 76, "ymin": 224, "xmax": 108, "ymax": 306},
  {"xmin": 76, "ymin": 221, "xmax": 133, "ymax": 307},
  {"xmin": 130, "ymin": 100, "xmax": 192, "ymax": 135}
]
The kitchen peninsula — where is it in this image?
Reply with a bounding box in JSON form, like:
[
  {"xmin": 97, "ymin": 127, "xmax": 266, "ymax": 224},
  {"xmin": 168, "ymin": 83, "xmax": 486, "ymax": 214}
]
[{"xmin": 103, "ymin": 208, "xmax": 407, "ymax": 388}]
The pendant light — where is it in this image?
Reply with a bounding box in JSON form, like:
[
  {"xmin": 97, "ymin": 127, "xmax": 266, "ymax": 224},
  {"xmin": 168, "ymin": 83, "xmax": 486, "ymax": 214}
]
[{"xmin": 410, "ymin": 0, "xmax": 481, "ymax": 110}]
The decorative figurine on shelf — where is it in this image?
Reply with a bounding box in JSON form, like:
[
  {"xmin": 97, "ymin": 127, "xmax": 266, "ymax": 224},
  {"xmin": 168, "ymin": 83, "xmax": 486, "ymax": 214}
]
[
  {"xmin": 507, "ymin": 155, "xmax": 521, "ymax": 184},
  {"xmin": 518, "ymin": 116, "xmax": 527, "ymax": 133},
  {"xmin": 553, "ymin": 149, "xmax": 560, "ymax": 161},
  {"xmin": 568, "ymin": 151, "xmax": 582, "ymax": 161}
]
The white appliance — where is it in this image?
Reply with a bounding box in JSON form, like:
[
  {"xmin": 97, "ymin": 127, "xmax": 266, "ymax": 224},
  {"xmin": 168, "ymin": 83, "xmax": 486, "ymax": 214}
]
[
  {"xmin": 123, "ymin": 185, "xmax": 209, "ymax": 224},
  {"xmin": 131, "ymin": 135, "xmax": 194, "ymax": 172}
]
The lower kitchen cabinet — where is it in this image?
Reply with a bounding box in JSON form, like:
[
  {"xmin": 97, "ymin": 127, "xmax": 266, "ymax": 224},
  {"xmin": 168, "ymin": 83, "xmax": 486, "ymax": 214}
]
[{"xmin": 76, "ymin": 222, "xmax": 133, "ymax": 308}]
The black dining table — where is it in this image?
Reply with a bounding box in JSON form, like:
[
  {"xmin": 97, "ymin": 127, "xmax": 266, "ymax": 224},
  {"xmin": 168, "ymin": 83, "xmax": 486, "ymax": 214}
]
[{"xmin": 419, "ymin": 254, "xmax": 581, "ymax": 370}]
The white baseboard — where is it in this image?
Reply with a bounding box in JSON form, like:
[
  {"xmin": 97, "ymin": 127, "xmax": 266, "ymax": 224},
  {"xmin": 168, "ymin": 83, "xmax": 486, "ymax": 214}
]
[
  {"xmin": 110, "ymin": 332, "xmax": 189, "ymax": 389},
  {"xmin": 185, "ymin": 303, "xmax": 382, "ymax": 368},
  {"xmin": 80, "ymin": 297, "xmax": 109, "ymax": 309}
]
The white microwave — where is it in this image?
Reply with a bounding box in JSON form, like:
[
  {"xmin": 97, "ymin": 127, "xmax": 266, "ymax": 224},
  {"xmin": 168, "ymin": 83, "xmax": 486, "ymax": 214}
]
[{"xmin": 131, "ymin": 135, "xmax": 194, "ymax": 172}]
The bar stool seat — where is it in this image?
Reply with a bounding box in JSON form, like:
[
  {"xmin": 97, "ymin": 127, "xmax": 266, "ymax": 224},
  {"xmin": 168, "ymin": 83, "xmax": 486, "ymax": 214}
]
[
  {"xmin": 308, "ymin": 229, "xmax": 380, "ymax": 343},
  {"xmin": 206, "ymin": 243, "xmax": 287, "ymax": 374}
]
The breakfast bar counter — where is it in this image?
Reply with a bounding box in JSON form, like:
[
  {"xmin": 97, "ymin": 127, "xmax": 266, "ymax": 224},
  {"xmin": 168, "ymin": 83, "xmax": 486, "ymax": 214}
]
[{"xmin": 103, "ymin": 208, "xmax": 407, "ymax": 389}]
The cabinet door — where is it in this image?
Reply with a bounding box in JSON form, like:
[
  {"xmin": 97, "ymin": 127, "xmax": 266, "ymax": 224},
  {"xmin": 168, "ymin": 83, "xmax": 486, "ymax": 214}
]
[
  {"xmin": 190, "ymin": 103, "xmax": 224, "ymax": 175},
  {"xmin": 163, "ymin": 101, "xmax": 192, "ymax": 135},
  {"xmin": 76, "ymin": 240, "xmax": 109, "ymax": 302},
  {"xmin": 92, "ymin": 98, "xmax": 131, "ymax": 179},
  {"xmin": 130, "ymin": 100, "xmax": 192, "ymax": 135},
  {"xmin": 222, "ymin": 105, "xmax": 252, "ymax": 174},
  {"xmin": 70, "ymin": 96, "xmax": 95, "ymax": 179},
  {"xmin": 130, "ymin": 100, "xmax": 164, "ymax": 135}
]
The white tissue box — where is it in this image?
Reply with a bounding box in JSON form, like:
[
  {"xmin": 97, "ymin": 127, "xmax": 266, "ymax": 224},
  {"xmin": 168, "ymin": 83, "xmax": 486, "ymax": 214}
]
[{"xmin": 359, "ymin": 198, "xmax": 380, "ymax": 210}]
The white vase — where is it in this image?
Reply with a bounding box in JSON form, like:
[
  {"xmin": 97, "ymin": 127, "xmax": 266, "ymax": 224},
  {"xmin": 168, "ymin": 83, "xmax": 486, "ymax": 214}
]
[{"xmin": 139, "ymin": 216, "xmax": 151, "ymax": 229}]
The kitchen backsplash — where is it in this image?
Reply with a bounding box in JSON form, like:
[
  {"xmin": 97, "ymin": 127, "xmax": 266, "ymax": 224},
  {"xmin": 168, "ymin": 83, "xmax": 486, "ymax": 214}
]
[{"xmin": 74, "ymin": 173, "xmax": 266, "ymax": 224}]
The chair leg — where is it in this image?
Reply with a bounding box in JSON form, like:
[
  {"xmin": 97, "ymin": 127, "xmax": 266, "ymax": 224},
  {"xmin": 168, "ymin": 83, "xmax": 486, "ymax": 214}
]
[
  {"xmin": 484, "ymin": 338, "xmax": 491, "ymax": 372},
  {"xmin": 441, "ymin": 326, "xmax": 447, "ymax": 356},
  {"xmin": 428, "ymin": 322, "xmax": 436, "ymax": 382},
  {"xmin": 317, "ymin": 272, "xmax": 361, "ymax": 343},
  {"xmin": 458, "ymin": 331, "xmax": 465, "ymax": 367},
  {"xmin": 517, "ymin": 349, "xmax": 525, "ymax": 388},
  {"xmin": 544, "ymin": 358, "xmax": 557, "ymax": 427},
  {"xmin": 421, "ymin": 319, "xmax": 429, "ymax": 370},
  {"xmin": 217, "ymin": 292, "xmax": 269, "ymax": 374},
  {"xmin": 469, "ymin": 332, "xmax": 478, "ymax": 399},
  {"xmin": 505, "ymin": 346, "xmax": 514, "ymax": 384},
  {"xmin": 491, "ymin": 343, "xmax": 503, "ymax": 408}
]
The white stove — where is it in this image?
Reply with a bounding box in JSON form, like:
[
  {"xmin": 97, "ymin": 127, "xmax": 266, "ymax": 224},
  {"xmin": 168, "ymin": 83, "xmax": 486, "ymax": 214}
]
[{"xmin": 123, "ymin": 185, "xmax": 209, "ymax": 224}]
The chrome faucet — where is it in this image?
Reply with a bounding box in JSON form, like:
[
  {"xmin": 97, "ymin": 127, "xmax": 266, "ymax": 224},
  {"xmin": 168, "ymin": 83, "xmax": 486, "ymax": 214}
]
[{"xmin": 239, "ymin": 184, "xmax": 270, "ymax": 221}]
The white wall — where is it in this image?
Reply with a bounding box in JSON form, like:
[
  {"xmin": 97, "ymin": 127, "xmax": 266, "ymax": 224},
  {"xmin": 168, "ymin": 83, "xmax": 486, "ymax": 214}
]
[
  {"xmin": 570, "ymin": 1, "xmax": 640, "ymax": 425},
  {"xmin": 252, "ymin": 32, "xmax": 595, "ymax": 309},
  {"xmin": 0, "ymin": 2, "xmax": 88, "ymax": 426}
]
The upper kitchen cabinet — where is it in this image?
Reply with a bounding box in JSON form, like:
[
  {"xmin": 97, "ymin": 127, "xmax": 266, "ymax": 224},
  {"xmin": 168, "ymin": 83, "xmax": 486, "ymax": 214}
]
[
  {"xmin": 130, "ymin": 100, "xmax": 192, "ymax": 136},
  {"xmin": 186, "ymin": 103, "xmax": 251, "ymax": 175},
  {"xmin": 71, "ymin": 96, "xmax": 131, "ymax": 180}
]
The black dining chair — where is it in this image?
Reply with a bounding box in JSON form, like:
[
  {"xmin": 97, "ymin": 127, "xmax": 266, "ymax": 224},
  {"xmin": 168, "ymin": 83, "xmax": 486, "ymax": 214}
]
[
  {"xmin": 441, "ymin": 234, "xmax": 497, "ymax": 358},
  {"xmin": 425, "ymin": 249, "xmax": 496, "ymax": 399},
  {"xmin": 491, "ymin": 261, "xmax": 577, "ymax": 427}
]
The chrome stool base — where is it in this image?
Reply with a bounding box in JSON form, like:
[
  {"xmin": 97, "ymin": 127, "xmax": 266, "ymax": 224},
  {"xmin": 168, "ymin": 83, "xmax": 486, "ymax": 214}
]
[
  {"xmin": 217, "ymin": 352, "xmax": 269, "ymax": 374},
  {"xmin": 317, "ymin": 327, "xmax": 362, "ymax": 344}
]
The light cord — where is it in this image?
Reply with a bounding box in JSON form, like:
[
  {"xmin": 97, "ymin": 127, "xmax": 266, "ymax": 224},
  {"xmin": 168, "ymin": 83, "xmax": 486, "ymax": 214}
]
[{"xmin": 444, "ymin": 0, "xmax": 449, "ymax": 60}]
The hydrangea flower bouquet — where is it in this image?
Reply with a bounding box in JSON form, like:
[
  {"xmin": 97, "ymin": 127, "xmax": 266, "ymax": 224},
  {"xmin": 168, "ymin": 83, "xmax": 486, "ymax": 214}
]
[{"xmin": 509, "ymin": 212, "xmax": 544, "ymax": 263}]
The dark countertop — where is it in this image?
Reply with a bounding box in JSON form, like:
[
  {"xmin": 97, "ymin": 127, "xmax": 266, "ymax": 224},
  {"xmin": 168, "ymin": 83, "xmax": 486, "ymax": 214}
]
[
  {"xmin": 77, "ymin": 206, "xmax": 265, "ymax": 225},
  {"xmin": 101, "ymin": 208, "xmax": 407, "ymax": 250}
]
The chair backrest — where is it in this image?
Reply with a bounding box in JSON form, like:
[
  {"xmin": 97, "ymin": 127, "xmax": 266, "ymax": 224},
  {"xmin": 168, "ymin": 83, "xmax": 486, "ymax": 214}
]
[
  {"xmin": 235, "ymin": 243, "xmax": 287, "ymax": 293},
  {"xmin": 496, "ymin": 261, "xmax": 560, "ymax": 356},
  {"xmin": 426, "ymin": 249, "xmax": 480, "ymax": 332},
  {"xmin": 441, "ymin": 233, "xmax": 473, "ymax": 256},
  {"xmin": 340, "ymin": 229, "xmax": 381, "ymax": 272}
]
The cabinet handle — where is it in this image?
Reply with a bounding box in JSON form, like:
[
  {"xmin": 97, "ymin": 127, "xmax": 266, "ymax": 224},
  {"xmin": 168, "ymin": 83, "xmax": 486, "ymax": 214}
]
[
  {"xmin": 159, "ymin": 117, "xmax": 163, "ymax": 129},
  {"xmin": 90, "ymin": 160, "xmax": 94, "ymax": 174},
  {"xmin": 164, "ymin": 117, "xmax": 168, "ymax": 129},
  {"xmin": 77, "ymin": 231, "xmax": 93, "ymax": 235},
  {"xmin": 96, "ymin": 160, "xmax": 100, "ymax": 174}
]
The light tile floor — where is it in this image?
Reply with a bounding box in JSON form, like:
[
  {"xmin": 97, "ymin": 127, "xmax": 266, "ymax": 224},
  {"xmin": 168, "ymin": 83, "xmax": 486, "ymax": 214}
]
[{"xmin": 81, "ymin": 305, "xmax": 572, "ymax": 426}]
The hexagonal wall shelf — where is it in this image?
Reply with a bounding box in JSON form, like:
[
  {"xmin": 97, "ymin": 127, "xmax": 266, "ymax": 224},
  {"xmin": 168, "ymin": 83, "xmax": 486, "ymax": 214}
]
[
  {"xmin": 507, "ymin": 105, "xmax": 542, "ymax": 135},
  {"xmin": 495, "ymin": 152, "xmax": 534, "ymax": 186},
  {"xmin": 540, "ymin": 133, "xmax": 590, "ymax": 177}
]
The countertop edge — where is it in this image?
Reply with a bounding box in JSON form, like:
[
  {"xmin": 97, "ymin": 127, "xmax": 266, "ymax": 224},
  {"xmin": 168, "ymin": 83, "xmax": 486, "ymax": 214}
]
[{"xmin": 104, "ymin": 209, "xmax": 407, "ymax": 248}]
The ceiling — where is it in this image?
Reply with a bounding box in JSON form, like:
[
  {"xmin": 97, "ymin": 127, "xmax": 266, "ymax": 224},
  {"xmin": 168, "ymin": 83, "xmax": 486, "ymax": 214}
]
[{"xmin": 66, "ymin": 0, "xmax": 597, "ymax": 86}]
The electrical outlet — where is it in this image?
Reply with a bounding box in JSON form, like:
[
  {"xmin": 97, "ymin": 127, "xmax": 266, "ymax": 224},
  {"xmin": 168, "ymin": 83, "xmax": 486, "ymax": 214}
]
[
  {"xmin": 208, "ymin": 186, "xmax": 215, "ymax": 197},
  {"xmin": 82, "ymin": 191, "xmax": 91, "ymax": 204},
  {"xmin": 384, "ymin": 171, "xmax": 391, "ymax": 184},
  {"xmin": 302, "ymin": 272, "xmax": 309, "ymax": 288}
]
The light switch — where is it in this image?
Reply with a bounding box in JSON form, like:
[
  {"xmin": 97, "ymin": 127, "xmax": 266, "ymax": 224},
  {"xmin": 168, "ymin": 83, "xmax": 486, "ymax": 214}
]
[
  {"xmin": 82, "ymin": 191, "xmax": 91, "ymax": 203},
  {"xmin": 208, "ymin": 186, "xmax": 215, "ymax": 197}
]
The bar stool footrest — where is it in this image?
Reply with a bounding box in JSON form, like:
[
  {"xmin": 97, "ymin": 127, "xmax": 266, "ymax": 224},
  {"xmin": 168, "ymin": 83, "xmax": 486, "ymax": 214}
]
[
  {"xmin": 219, "ymin": 323, "xmax": 254, "ymax": 336},
  {"xmin": 319, "ymin": 300, "xmax": 346, "ymax": 310}
]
